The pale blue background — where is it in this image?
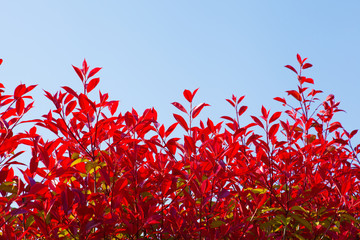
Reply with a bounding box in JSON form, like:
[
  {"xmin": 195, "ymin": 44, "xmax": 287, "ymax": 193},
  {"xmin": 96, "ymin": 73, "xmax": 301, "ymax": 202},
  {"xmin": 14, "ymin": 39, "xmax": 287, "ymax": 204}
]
[{"xmin": 1, "ymin": 2, "xmax": 359, "ymax": 150}]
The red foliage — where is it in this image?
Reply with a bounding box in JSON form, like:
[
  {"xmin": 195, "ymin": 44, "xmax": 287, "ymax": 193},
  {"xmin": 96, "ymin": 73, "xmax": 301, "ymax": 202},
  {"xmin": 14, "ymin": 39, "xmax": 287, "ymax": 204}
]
[{"xmin": 0, "ymin": 55, "xmax": 360, "ymax": 239}]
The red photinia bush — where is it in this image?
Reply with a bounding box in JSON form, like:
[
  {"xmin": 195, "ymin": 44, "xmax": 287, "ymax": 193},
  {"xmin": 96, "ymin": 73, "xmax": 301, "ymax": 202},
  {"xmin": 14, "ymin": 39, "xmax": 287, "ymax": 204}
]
[{"xmin": 0, "ymin": 55, "xmax": 359, "ymax": 239}]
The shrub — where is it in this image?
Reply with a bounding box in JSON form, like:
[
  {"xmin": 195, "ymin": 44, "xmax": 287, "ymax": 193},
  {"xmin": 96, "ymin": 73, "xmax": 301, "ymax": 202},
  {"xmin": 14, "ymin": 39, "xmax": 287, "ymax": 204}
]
[{"xmin": 0, "ymin": 55, "xmax": 359, "ymax": 239}]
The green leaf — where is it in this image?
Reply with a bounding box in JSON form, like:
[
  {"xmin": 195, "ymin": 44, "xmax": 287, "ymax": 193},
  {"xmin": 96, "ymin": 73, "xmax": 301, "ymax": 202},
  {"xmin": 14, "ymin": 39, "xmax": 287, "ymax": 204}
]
[
  {"xmin": 25, "ymin": 215, "xmax": 35, "ymax": 228},
  {"xmin": 260, "ymin": 218, "xmax": 283, "ymax": 232},
  {"xmin": 273, "ymin": 214, "xmax": 291, "ymax": 227},
  {"xmin": 245, "ymin": 187, "xmax": 267, "ymax": 194},
  {"xmin": 228, "ymin": 200, "xmax": 236, "ymax": 211},
  {"xmin": 210, "ymin": 220, "xmax": 225, "ymax": 228},
  {"xmin": 0, "ymin": 182, "xmax": 17, "ymax": 193},
  {"xmin": 290, "ymin": 213, "xmax": 312, "ymax": 231},
  {"xmin": 141, "ymin": 192, "xmax": 153, "ymax": 198},
  {"xmin": 293, "ymin": 233, "xmax": 306, "ymax": 240},
  {"xmin": 342, "ymin": 213, "xmax": 358, "ymax": 222},
  {"xmin": 291, "ymin": 205, "xmax": 309, "ymax": 213},
  {"xmin": 85, "ymin": 161, "xmax": 97, "ymax": 173},
  {"xmin": 260, "ymin": 207, "xmax": 282, "ymax": 213},
  {"xmin": 70, "ymin": 158, "xmax": 87, "ymax": 167},
  {"xmin": 71, "ymin": 152, "xmax": 79, "ymax": 160},
  {"xmin": 45, "ymin": 211, "xmax": 51, "ymax": 224}
]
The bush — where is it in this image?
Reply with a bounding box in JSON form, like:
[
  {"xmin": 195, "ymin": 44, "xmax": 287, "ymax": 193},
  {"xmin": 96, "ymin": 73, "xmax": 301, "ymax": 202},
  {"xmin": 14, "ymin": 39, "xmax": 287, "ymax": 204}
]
[{"xmin": 0, "ymin": 55, "xmax": 359, "ymax": 239}]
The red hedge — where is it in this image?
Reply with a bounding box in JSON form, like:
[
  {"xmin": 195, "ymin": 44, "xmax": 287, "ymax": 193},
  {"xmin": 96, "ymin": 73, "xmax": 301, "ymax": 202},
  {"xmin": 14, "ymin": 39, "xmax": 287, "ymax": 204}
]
[{"xmin": 0, "ymin": 55, "xmax": 359, "ymax": 239}]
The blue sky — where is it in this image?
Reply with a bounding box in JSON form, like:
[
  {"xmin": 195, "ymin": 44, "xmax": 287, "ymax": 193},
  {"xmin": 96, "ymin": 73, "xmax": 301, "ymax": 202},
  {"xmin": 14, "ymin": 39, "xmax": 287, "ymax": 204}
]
[{"xmin": 1, "ymin": 1, "xmax": 360, "ymax": 146}]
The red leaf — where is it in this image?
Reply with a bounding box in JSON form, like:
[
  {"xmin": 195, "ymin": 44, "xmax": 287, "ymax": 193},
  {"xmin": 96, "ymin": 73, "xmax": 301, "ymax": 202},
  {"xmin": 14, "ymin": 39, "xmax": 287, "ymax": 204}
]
[
  {"xmin": 343, "ymin": 181, "xmax": 352, "ymax": 196},
  {"xmin": 25, "ymin": 84, "xmax": 37, "ymax": 94},
  {"xmin": 14, "ymin": 84, "xmax": 26, "ymax": 98},
  {"xmin": 86, "ymin": 77, "xmax": 100, "ymax": 93},
  {"xmin": 82, "ymin": 59, "xmax": 89, "ymax": 75},
  {"xmin": 280, "ymin": 120, "xmax": 290, "ymax": 135},
  {"xmin": 269, "ymin": 123, "xmax": 280, "ymax": 138},
  {"xmin": 78, "ymin": 93, "xmax": 89, "ymax": 111},
  {"xmin": 114, "ymin": 178, "xmax": 128, "ymax": 192},
  {"xmin": 274, "ymin": 97, "xmax": 286, "ymax": 105},
  {"xmin": 158, "ymin": 124, "xmax": 165, "ymax": 138},
  {"xmin": 73, "ymin": 112, "xmax": 87, "ymax": 123},
  {"xmin": 297, "ymin": 54, "xmax": 302, "ymax": 65},
  {"xmin": 64, "ymin": 94, "xmax": 74, "ymax": 104},
  {"xmin": 100, "ymin": 91, "xmax": 109, "ymax": 104},
  {"xmin": 218, "ymin": 189, "xmax": 230, "ymax": 199},
  {"xmin": 286, "ymin": 90, "xmax": 302, "ymax": 101},
  {"xmin": 88, "ymin": 67, "xmax": 102, "ymax": 79},
  {"xmin": 192, "ymin": 88, "xmax": 199, "ymax": 97},
  {"xmin": 192, "ymin": 103, "xmax": 210, "ymax": 118},
  {"xmin": 298, "ymin": 76, "xmax": 306, "ymax": 84},
  {"xmin": 30, "ymin": 156, "xmax": 38, "ymax": 173},
  {"xmin": 184, "ymin": 135, "xmax": 196, "ymax": 153},
  {"xmin": 304, "ymin": 78, "xmax": 314, "ymax": 84},
  {"xmin": 221, "ymin": 116, "xmax": 235, "ymax": 122},
  {"xmin": 32, "ymin": 215, "xmax": 47, "ymax": 236},
  {"xmin": 238, "ymin": 106, "xmax": 248, "ymax": 116},
  {"xmin": 350, "ymin": 130, "xmax": 358, "ymax": 139},
  {"xmin": 16, "ymin": 98, "xmax": 25, "ymax": 115},
  {"xmin": 161, "ymin": 179, "xmax": 172, "ymax": 195},
  {"xmin": 29, "ymin": 126, "xmax": 37, "ymax": 136},
  {"xmin": 0, "ymin": 169, "xmax": 9, "ymax": 183},
  {"xmin": 261, "ymin": 106, "xmax": 268, "ymax": 119},
  {"xmin": 251, "ymin": 116, "xmax": 264, "ymax": 129},
  {"xmin": 285, "ymin": 65, "xmax": 298, "ymax": 74},
  {"xmin": 183, "ymin": 89, "xmax": 193, "ymax": 102},
  {"xmin": 85, "ymin": 221, "xmax": 101, "ymax": 232},
  {"xmin": 326, "ymin": 94, "xmax": 335, "ymax": 102},
  {"xmin": 145, "ymin": 215, "xmax": 161, "ymax": 226},
  {"xmin": 302, "ymin": 63, "xmax": 313, "ymax": 69},
  {"xmin": 65, "ymin": 100, "xmax": 77, "ymax": 116},
  {"xmin": 225, "ymin": 144, "xmax": 240, "ymax": 159},
  {"xmin": 173, "ymin": 114, "xmax": 189, "ymax": 131},
  {"xmin": 166, "ymin": 138, "xmax": 179, "ymax": 155},
  {"xmin": 183, "ymin": 88, "xmax": 199, "ymax": 103},
  {"xmin": 171, "ymin": 102, "xmax": 187, "ymax": 114},
  {"xmin": 328, "ymin": 122, "xmax": 342, "ymax": 132},
  {"xmin": 269, "ymin": 112, "xmax": 281, "ymax": 124},
  {"xmin": 246, "ymin": 134, "xmax": 261, "ymax": 145},
  {"xmin": 72, "ymin": 65, "xmax": 84, "ymax": 81},
  {"xmin": 29, "ymin": 183, "xmax": 47, "ymax": 195},
  {"xmin": 237, "ymin": 95, "xmax": 245, "ymax": 104},
  {"xmin": 226, "ymin": 99, "xmax": 235, "ymax": 107},
  {"xmin": 62, "ymin": 86, "xmax": 79, "ymax": 98},
  {"xmin": 298, "ymin": 76, "xmax": 314, "ymax": 85},
  {"xmin": 257, "ymin": 194, "xmax": 267, "ymax": 208},
  {"xmin": 77, "ymin": 206, "xmax": 94, "ymax": 222},
  {"xmin": 10, "ymin": 209, "xmax": 28, "ymax": 217},
  {"xmin": 109, "ymin": 101, "xmax": 119, "ymax": 115},
  {"xmin": 207, "ymin": 118, "xmax": 214, "ymax": 131},
  {"xmin": 99, "ymin": 168, "xmax": 111, "ymax": 185},
  {"xmin": 165, "ymin": 122, "xmax": 178, "ymax": 137},
  {"xmin": 0, "ymin": 59, "xmax": 3, "ymax": 65}
]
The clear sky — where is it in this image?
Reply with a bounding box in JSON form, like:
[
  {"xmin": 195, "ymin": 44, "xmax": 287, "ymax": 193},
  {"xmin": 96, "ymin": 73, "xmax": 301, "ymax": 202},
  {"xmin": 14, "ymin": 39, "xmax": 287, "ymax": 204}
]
[{"xmin": 1, "ymin": 1, "xmax": 360, "ymax": 146}]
